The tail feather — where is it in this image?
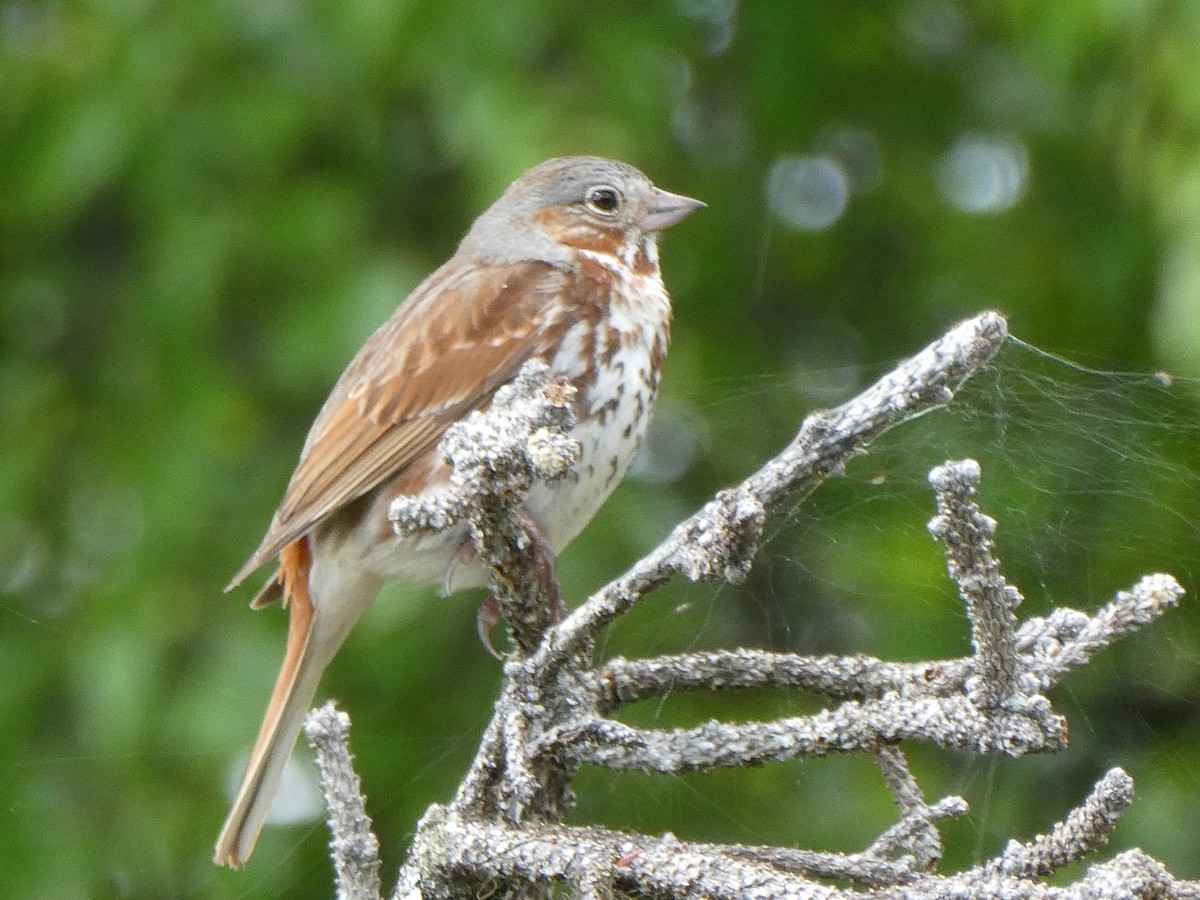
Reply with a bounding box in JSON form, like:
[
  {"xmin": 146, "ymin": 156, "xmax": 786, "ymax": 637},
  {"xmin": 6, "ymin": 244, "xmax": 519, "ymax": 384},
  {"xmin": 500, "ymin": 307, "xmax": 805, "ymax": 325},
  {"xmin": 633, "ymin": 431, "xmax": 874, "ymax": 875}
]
[
  {"xmin": 249, "ymin": 571, "xmax": 284, "ymax": 609},
  {"xmin": 213, "ymin": 540, "xmax": 378, "ymax": 868}
]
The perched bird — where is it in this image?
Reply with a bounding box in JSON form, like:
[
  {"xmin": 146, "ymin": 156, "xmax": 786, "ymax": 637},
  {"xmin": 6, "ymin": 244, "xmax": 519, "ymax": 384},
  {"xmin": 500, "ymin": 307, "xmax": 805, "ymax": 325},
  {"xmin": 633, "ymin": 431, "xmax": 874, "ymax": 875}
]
[{"xmin": 214, "ymin": 156, "xmax": 703, "ymax": 867}]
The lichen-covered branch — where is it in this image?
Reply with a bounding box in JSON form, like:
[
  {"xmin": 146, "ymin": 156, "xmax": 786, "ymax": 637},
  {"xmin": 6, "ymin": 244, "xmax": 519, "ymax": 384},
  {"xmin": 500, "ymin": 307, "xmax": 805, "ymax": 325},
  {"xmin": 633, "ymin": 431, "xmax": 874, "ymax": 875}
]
[
  {"xmin": 988, "ymin": 767, "xmax": 1133, "ymax": 878},
  {"xmin": 303, "ymin": 703, "xmax": 382, "ymax": 900},
  {"xmin": 594, "ymin": 570, "xmax": 1181, "ymax": 711},
  {"xmin": 300, "ymin": 752, "xmax": 1188, "ymax": 900},
  {"xmin": 568, "ymin": 690, "xmax": 1066, "ymax": 773},
  {"xmin": 1019, "ymin": 573, "xmax": 1184, "ymax": 691},
  {"xmin": 537, "ymin": 311, "xmax": 1010, "ymax": 667},
  {"xmin": 872, "ymin": 745, "xmax": 949, "ymax": 870},
  {"xmin": 928, "ymin": 459, "xmax": 1022, "ymax": 709},
  {"xmin": 292, "ymin": 313, "xmax": 1197, "ymax": 899},
  {"xmin": 389, "ymin": 360, "xmax": 581, "ymax": 653}
]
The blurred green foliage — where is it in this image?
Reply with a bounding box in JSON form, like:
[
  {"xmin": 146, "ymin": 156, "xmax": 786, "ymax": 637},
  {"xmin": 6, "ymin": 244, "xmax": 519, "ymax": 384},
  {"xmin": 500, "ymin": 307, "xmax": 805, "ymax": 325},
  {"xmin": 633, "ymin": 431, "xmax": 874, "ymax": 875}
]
[{"xmin": 3, "ymin": 0, "xmax": 1200, "ymax": 896}]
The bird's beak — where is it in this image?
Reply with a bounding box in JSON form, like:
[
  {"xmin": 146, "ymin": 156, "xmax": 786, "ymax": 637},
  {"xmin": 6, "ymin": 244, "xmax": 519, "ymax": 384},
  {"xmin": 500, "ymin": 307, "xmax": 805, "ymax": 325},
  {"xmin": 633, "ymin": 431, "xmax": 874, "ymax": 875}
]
[{"xmin": 637, "ymin": 188, "xmax": 706, "ymax": 232}]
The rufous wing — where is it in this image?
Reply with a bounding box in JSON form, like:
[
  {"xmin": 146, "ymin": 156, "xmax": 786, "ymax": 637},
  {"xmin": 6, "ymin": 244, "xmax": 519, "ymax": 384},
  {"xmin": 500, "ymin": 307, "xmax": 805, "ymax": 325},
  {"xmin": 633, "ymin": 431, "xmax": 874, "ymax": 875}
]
[{"xmin": 227, "ymin": 259, "xmax": 566, "ymax": 591}]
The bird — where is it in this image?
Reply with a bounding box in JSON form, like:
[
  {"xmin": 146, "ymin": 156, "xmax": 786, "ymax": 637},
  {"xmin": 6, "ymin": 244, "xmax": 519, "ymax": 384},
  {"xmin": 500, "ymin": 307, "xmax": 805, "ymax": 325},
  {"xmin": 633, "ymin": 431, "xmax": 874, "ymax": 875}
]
[{"xmin": 213, "ymin": 155, "xmax": 704, "ymax": 868}]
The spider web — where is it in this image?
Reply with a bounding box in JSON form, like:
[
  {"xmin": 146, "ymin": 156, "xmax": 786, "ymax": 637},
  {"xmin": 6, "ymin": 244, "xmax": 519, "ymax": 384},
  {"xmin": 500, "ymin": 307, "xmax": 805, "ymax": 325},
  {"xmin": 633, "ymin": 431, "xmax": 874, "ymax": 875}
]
[{"xmin": 593, "ymin": 332, "xmax": 1200, "ymax": 877}]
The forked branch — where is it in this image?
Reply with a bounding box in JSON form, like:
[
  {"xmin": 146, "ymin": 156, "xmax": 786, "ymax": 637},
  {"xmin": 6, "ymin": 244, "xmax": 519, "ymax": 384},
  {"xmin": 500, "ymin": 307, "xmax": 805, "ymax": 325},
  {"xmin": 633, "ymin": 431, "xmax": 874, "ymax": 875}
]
[{"xmin": 297, "ymin": 312, "xmax": 1194, "ymax": 899}]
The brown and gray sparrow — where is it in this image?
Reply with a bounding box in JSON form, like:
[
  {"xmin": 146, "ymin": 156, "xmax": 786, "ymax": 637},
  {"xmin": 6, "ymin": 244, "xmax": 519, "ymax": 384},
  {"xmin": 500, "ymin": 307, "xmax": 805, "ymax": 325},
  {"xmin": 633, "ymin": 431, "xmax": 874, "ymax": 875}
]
[{"xmin": 214, "ymin": 156, "xmax": 703, "ymax": 867}]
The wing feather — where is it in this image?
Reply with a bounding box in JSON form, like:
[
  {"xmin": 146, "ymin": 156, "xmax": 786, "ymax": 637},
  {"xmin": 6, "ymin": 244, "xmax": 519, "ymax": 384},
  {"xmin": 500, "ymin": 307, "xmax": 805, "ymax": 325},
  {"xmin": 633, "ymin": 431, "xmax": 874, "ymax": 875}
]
[{"xmin": 228, "ymin": 259, "xmax": 564, "ymax": 590}]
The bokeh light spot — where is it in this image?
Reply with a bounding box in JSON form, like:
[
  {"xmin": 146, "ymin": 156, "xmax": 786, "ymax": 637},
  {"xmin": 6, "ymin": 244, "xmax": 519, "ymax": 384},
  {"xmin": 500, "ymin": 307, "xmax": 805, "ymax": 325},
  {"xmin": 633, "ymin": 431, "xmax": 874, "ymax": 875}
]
[
  {"xmin": 936, "ymin": 134, "xmax": 1029, "ymax": 214},
  {"xmin": 899, "ymin": 0, "xmax": 969, "ymax": 61},
  {"xmin": 766, "ymin": 156, "xmax": 849, "ymax": 231},
  {"xmin": 815, "ymin": 125, "xmax": 882, "ymax": 194},
  {"xmin": 675, "ymin": 0, "xmax": 737, "ymax": 55}
]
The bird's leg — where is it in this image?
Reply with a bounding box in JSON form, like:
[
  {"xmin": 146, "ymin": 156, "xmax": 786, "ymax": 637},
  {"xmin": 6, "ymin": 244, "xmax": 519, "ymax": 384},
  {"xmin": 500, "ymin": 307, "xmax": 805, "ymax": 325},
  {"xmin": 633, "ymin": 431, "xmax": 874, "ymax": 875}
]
[
  {"xmin": 518, "ymin": 508, "xmax": 566, "ymax": 624},
  {"xmin": 467, "ymin": 508, "xmax": 566, "ymax": 657},
  {"xmin": 446, "ymin": 538, "xmax": 505, "ymax": 659}
]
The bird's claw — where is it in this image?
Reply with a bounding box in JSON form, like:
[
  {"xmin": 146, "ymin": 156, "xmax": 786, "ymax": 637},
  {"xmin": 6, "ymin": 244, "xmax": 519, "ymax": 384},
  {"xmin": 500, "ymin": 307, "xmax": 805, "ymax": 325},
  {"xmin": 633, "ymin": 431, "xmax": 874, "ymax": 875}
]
[{"xmin": 476, "ymin": 595, "xmax": 503, "ymax": 660}]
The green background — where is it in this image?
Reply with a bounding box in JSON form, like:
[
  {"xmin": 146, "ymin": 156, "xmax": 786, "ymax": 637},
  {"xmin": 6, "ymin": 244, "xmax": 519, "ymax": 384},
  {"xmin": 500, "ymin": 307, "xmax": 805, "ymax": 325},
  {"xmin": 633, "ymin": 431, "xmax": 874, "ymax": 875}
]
[{"xmin": 3, "ymin": 1, "xmax": 1199, "ymax": 896}]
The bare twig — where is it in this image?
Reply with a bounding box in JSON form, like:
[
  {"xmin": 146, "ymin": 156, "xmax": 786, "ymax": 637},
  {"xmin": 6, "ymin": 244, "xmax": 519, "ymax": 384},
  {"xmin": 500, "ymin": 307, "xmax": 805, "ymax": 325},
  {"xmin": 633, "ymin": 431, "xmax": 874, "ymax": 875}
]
[
  {"xmin": 928, "ymin": 459, "xmax": 1022, "ymax": 709},
  {"xmin": 303, "ymin": 702, "xmax": 382, "ymax": 900},
  {"xmin": 1020, "ymin": 573, "xmax": 1183, "ymax": 691},
  {"xmin": 872, "ymin": 745, "xmax": 952, "ymax": 870},
  {"xmin": 989, "ymin": 767, "xmax": 1132, "ymax": 878}
]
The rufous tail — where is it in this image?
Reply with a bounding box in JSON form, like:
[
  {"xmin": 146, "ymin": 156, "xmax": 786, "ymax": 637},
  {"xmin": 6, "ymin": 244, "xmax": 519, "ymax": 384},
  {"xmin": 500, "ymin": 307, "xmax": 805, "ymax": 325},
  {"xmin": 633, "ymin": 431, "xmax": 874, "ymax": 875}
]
[{"xmin": 213, "ymin": 540, "xmax": 376, "ymax": 868}]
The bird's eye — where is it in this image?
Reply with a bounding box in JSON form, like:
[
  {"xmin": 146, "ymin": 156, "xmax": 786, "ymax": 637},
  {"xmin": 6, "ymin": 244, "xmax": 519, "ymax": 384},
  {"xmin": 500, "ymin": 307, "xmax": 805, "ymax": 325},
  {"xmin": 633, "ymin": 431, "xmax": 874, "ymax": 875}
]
[{"xmin": 585, "ymin": 185, "xmax": 622, "ymax": 215}]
